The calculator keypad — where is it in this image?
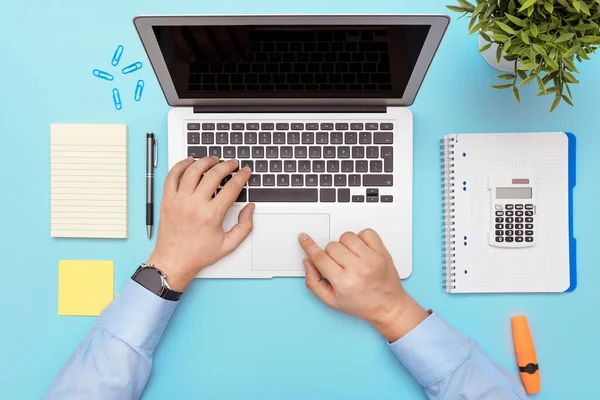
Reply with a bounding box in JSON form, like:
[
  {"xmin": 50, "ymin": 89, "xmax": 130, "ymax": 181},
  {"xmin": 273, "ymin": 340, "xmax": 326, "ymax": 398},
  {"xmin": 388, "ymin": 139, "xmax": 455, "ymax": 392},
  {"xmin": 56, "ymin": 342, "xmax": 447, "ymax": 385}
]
[{"xmin": 492, "ymin": 203, "xmax": 535, "ymax": 247}]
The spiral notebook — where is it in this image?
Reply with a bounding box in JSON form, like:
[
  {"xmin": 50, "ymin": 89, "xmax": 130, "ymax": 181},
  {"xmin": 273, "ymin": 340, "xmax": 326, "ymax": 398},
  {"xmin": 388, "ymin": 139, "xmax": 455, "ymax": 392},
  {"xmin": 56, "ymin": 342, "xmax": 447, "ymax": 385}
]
[{"xmin": 441, "ymin": 132, "xmax": 576, "ymax": 293}]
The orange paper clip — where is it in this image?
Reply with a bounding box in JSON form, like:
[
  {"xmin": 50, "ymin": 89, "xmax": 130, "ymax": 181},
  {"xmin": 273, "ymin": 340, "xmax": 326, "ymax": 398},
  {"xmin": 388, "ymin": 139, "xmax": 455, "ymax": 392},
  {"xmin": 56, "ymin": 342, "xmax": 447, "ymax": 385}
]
[{"xmin": 512, "ymin": 315, "xmax": 540, "ymax": 394}]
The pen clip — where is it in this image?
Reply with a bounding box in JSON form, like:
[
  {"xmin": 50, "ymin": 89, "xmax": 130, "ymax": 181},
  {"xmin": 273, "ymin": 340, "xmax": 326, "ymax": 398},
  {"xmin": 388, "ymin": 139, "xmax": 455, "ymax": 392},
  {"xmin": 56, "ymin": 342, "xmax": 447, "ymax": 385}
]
[{"xmin": 153, "ymin": 138, "xmax": 158, "ymax": 169}]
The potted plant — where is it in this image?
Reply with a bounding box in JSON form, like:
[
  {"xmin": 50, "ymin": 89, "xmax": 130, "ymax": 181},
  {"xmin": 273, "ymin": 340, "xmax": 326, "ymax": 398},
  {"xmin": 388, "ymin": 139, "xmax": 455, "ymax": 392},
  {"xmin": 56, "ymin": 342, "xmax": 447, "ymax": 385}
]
[{"xmin": 447, "ymin": 0, "xmax": 600, "ymax": 113}]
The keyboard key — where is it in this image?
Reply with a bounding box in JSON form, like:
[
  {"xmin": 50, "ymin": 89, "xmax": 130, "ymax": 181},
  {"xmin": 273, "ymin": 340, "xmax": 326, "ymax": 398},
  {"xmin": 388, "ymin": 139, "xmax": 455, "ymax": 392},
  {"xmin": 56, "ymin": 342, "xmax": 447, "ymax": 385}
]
[
  {"xmin": 209, "ymin": 147, "xmax": 221, "ymax": 157},
  {"xmin": 366, "ymin": 123, "xmax": 378, "ymax": 130},
  {"xmin": 321, "ymin": 123, "xmax": 334, "ymax": 130},
  {"xmin": 291, "ymin": 123, "xmax": 304, "ymax": 130},
  {"xmin": 359, "ymin": 132, "xmax": 372, "ymax": 144},
  {"xmin": 247, "ymin": 123, "xmax": 259, "ymax": 130},
  {"xmin": 259, "ymin": 132, "xmax": 271, "ymax": 144},
  {"xmin": 495, "ymin": 230, "xmax": 503, "ymax": 236},
  {"xmin": 261, "ymin": 123, "xmax": 274, "ymax": 130},
  {"xmin": 202, "ymin": 123, "xmax": 215, "ymax": 130},
  {"xmin": 331, "ymin": 132, "xmax": 343, "ymax": 144},
  {"xmin": 366, "ymin": 195, "xmax": 379, "ymax": 203},
  {"xmin": 240, "ymin": 160, "xmax": 253, "ymax": 171},
  {"xmin": 276, "ymin": 123, "xmax": 289, "ymax": 130},
  {"xmin": 238, "ymin": 146, "xmax": 250, "ymax": 158},
  {"xmin": 506, "ymin": 237, "xmax": 514, "ymax": 243},
  {"xmin": 381, "ymin": 195, "xmax": 393, "ymax": 203},
  {"xmin": 306, "ymin": 123, "xmax": 319, "ymax": 130},
  {"xmin": 366, "ymin": 146, "xmax": 379, "ymax": 158},
  {"xmin": 525, "ymin": 237, "xmax": 534, "ymax": 242},
  {"xmin": 287, "ymin": 132, "xmax": 300, "ymax": 144},
  {"xmin": 525, "ymin": 230, "xmax": 534, "ymax": 236},
  {"xmin": 381, "ymin": 147, "xmax": 393, "ymax": 172},
  {"xmin": 516, "ymin": 237, "xmax": 524, "ymax": 242},
  {"xmin": 496, "ymin": 217, "xmax": 504, "ymax": 223},
  {"xmin": 349, "ymin": 174, "xmax": 361, "ymax": 186},
  {"xmin": 505, "ymin": 204, "xmax": 514, "ymax": 210},
  {"xmin": 284, "ymin": 160, "xmax": 297, "ymax": 172},
  {"xmin": 277, "ymin": 174, "xmax": 290, "ymax": 186},
  {"xmin": 298, "ymin": 160, "xmax": 311, "ymax": 172},
  {"xmin": 374, "ymin": 133, "xmax": 393, "ymax": 144},
  {"xmin": 230, "ymin": 132, "xmax": 243, "ymax": 144},
  {"xmin": 217, "ymin": 123, "xmax": 230, "ymax": 130},
  {"xmin": 335, "ymin": 123, "xmax": 349, "ymax": 130},
  {"xmin": 505, "ymin": 211, "xmax": 514, "ymax": 216},
  {"xmin": 295, "ymin": 146, "xmax": 308, "ymax": 158},
  {"xmin": 202, "ymin": 132, "xmax": 214, "ymax": 144},
  {"xmin": 515, "ymin": 204, "xmax": 524, "ymax": 210},
  {"xmin": 232, "ymin": 123, "xmax": 245, "ymax": 130},
  {"xmin": 338, "ymin": 188, "xmax": 350, "ymax": 202},
  {"xmin": 352, "ymin": 146, "xmax": 365, "ymax": 158},
  {"xmin": 506, "ymin": 230, "xmax": 514, "ymax": 236},
  {"xmin": 281, "ymin": 146, "xmax": 293, "ymax": 158},
  {"xmin": 320, "ymin": 188, "xmax": 336, "ymax": 202},
  {"xmin": 380, "ymin": 123, "xmax": 394, "ymax": 130},
  {"xmin": 525, "ymin": 217, "xmax": 533, "ymax": 223},
  {"xmin": 341, "ymin": 160, "xmax": 354, "ymax": 172},
  {"xmin": 320, "ymin": 174, "xmax": 332, "ymax": 186},
  {"xmin": 505, "ymin": 224, "xmax": 514, "ymax": 229},
  {"xmin": 273, "ymin": 132, "xmax": 286, "ymax": 144},
  {"xmin": 309, "ymin": 146, "xmax": 321, "ymax": 158},
  {"xmin": 316, "ymin": 132, "xmax": 329, "ymax": 144},
  {"xmin": 363, "ymin": 175, "xmax": 393, "ymax": 186},
  {"xmin": 516, "ymin": 211, "xmax": 524, "ymax": 216},
  {"xmin": 223, "ymin": 146, "xmax": 235, "ymax": 158},
  {"xmin": 302, "ymin": 132, "xmax": 315, "ymax": 144},
  {"xmin": 249, "ymin": 174, "xmax": 261, "ymax": 186},
  {"xmin": 345, "ymin": 132, "xmax": 358, "ymax": 144},
  {"xmin": 313, "ymin": 161, "xmax": 325, "ymax": 172},
  {"xmin": 256, "ymin": 160, "xmax": 268, "ymax": 172},
  {"xmin": 495, "ymin": 237, "xmax": 504, "ymax": 243},
  {"xmin": 252, "ymin": 146, "xmax": 264, "ymax": 158},
  {"xmin": 350, "ymin": 123, "xmax": 364, "ymax": 130},
  {"xmin": 525, "ymin": 211, "xmax": 534, "ymax": 216},
  {"xmin": 506, "ymin": 217, "xmax": 514, "ymax": 223},
  {"xmin": 187, "ymin": 123, "xmax": 200, "ymax": 130},
  {"xmin": 525, "ymin": 204, "xmax": 534, "ymax": 210},
  {"xmin": 188, "ymin": 146, "xmax": 207, "ymax": 158},
  {"xmin": 270, "ymin": 160, "xmax": 282, "ymax": 172},
  {"xmin": 496, "ymin": 224, "xmax": 504, "ymax": 229},
  {"xmin": 249, "ymin": 188, "xmax": 318, "ymax": 202},
  {"xmin": 327, "ymin": 161, "xmax": 340, "ymax": 172},
  {"xmin": 216, "ymin": 132, "xmax": 228, "ymax": 144},
  {"xmin": 244, "ymin": 132, "xmax": 257, "ymax": 144},
  {"xmin": 187, "ymin": 132, "xmax": 200, "ymax": 144},
  {"xmin": 266, "ymin": 146, "xmax": 278, "ymax": 158},
  {"xmin": 291, "ymin": 174, "xmax": 304, "ymax": 186},
  {"xmin": 496, "ymin": 211, "xmax": 504, "ymax": 216},
  {"xmin": 370, "ymin": 160, "xmax": 383, "ymax": 172},
  {"xmin": 515, "ymin": 224, "xmax": 523, "ymax": 230},
  {"xmin": 323, "ymin": 146, "xmax": 336, "ymax": 158},
  {"xmin": 525, "ymin": 224, "xmax": 533, "ymax": 229},
  {"xmin": 352, "ymin": 195, "xmax": 365, "ymax": 202},
  {"xmin": 263, "ymin": 174, "xmax": 275, "ymax": 186},
  {"xmin": 306, "ymin": 175, "xmax": 318, "ymax": 186},
  {"xmin": 337, "ymin": 147, "xmax": 350, "ymax": 159},
  {"xmin": 334, "ymin": 175, "xmax": 347, "ymax": 186},
  {"xmin": 356, "ymin": 160, "xmax": 368, "ymax": 172}
]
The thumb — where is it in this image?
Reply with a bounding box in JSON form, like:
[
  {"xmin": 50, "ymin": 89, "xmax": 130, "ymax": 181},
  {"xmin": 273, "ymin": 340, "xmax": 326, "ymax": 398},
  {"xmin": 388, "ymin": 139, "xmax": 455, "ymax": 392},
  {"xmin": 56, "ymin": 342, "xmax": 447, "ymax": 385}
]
[
  {"xmin": 304, "ymin": 259, "xmax": 338, "ymax": 310},
  {"xmin": 223, "ymin": 203, "xmax": 255, "ymax": 254}
]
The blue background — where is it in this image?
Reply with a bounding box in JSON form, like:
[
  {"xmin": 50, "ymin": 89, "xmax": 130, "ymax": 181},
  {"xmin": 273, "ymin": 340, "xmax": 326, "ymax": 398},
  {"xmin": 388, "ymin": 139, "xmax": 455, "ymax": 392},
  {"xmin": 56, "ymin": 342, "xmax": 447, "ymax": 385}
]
[{"xmin": 0, "ymin": 1, "xmax": 598, "ymax": 399}]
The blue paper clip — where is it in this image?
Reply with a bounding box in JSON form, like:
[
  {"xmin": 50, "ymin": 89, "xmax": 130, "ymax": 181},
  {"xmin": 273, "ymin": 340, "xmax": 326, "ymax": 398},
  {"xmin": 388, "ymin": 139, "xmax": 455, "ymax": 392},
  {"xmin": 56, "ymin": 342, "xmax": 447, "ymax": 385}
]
[
  {"xmin": 122, "ymin": 61, "xmax": 143, "ymax": 74},
  {"xmin": 93, "ymin": 69, "xmax": 114, "ymax": 81},
  {"xmin": 112, "ymin": 88, "xmax": 122, "ymax": 110},
  {"xmin": 111, "ymin": 45, "xmax": 124, "ymax": 66},
  {"xmin": 134, "ymin": 80, "xmax": 144, "ymax": 102}
]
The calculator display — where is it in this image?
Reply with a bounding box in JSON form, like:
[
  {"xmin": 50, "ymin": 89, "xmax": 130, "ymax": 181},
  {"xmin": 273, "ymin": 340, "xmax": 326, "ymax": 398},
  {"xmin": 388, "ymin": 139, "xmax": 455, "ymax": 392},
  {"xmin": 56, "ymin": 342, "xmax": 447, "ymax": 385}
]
[{"xmin": 496, "ymin": 187, "xmax": 532, "ymax": 199}]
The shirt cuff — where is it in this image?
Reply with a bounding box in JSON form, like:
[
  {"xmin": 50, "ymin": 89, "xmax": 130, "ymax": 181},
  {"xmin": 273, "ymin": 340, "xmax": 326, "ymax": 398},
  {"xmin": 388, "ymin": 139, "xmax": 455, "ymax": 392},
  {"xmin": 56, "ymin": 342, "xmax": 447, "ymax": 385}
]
[
  {"xmin": 98, "ymin": 279, "xmax": 179, "ymax": 350},
  {"xmin": 388, "ymin": 312, "xmax": 471, "ymax": 387}
]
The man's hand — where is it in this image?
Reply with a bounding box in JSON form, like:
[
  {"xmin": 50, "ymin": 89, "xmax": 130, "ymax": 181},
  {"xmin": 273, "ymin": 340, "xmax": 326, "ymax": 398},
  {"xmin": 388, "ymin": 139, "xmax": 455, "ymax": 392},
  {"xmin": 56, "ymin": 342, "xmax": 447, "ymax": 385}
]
[
  {"xmin": 147, "ymin": 156, "xmax": 254, "ymax": 292},
  {"xmin": 299, "ymin": 229, "xmax": 429, "ymax": 342}
]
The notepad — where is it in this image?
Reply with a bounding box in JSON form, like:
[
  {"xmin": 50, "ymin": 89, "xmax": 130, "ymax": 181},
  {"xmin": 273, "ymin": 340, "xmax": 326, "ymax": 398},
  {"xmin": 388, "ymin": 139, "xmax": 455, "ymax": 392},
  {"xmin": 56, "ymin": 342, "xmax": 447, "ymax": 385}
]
[
  {"xmin": 51, "ymin": 124, "xmax": 128, "ymax": 238},
  {"xmin": 58, "ymin": 260, "xmax": 114, "ymax": 316}
]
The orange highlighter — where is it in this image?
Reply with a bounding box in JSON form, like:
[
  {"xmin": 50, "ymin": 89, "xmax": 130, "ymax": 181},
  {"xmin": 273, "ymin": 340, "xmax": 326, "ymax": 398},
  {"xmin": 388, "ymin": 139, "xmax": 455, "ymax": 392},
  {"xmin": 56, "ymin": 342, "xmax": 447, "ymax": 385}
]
[{"xmin": 511, "ymin": 315, "xmax": 540, "ymax": 394}]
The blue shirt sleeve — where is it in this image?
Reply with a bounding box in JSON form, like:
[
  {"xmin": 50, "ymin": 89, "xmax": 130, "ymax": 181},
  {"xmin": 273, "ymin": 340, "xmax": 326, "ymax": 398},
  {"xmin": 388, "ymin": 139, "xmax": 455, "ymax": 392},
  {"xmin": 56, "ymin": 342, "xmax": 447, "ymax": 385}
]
[
  {"xmin": 389, "ymin": 312, "xmax": 529, "ymax": 399},
  {"xmin": 43, "ymin": 279, "xmax": 179, "ymax": 400}
]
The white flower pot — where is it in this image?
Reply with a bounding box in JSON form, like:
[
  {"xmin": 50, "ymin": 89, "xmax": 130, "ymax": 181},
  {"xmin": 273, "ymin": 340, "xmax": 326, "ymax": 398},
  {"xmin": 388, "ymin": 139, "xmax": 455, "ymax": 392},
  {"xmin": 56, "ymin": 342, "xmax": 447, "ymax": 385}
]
[{"xmin": 478, "ymin": 35, "xmax": 519, "ymax": 72}]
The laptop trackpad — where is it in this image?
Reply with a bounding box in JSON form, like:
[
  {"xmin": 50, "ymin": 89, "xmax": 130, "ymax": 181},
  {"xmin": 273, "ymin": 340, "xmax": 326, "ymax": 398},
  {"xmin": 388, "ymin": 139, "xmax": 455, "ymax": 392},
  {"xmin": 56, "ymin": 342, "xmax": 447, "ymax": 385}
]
[{"xmin": 251, "ymin": 214, "xmax": 330, "ymax": 272}]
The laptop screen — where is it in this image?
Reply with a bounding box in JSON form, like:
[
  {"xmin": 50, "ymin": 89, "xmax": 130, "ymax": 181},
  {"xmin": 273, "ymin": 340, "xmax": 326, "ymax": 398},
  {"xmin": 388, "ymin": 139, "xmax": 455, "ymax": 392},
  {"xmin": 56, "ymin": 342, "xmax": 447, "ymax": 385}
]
[{"xmin": 152, "ymin": 25, "xmax": 431, "ymax": 100}]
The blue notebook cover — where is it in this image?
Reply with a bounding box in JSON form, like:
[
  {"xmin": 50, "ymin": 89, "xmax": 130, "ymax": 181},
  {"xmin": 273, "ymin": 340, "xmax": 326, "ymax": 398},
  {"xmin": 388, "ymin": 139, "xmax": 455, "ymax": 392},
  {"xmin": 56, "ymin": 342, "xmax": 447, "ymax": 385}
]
[{"xmin": 565, "ymin": 132, "xmax": 577, "ymax": 292}]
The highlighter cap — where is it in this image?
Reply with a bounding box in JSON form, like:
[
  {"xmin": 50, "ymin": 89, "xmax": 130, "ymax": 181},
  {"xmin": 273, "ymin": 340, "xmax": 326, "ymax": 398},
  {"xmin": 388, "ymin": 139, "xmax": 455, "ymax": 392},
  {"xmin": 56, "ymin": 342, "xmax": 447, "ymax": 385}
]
[{"xmin": 512, "ymin": 315, "xmax": 540, "ymax": 394}]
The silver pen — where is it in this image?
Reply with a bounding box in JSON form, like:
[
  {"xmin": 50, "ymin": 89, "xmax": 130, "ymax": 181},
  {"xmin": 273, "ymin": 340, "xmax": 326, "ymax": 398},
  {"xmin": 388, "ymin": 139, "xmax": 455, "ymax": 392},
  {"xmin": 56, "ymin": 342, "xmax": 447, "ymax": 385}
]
[{"xmin": 146, "ymin": 133, "xmax": 158, "ymax": 239}]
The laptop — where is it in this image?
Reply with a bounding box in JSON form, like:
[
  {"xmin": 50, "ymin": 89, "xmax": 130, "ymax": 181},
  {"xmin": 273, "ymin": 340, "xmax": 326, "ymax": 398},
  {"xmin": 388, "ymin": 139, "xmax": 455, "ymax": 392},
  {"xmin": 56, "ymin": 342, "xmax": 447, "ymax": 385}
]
[{"xmin": 134, "ymin": 15, "xmax": 449, "ymax": 279}]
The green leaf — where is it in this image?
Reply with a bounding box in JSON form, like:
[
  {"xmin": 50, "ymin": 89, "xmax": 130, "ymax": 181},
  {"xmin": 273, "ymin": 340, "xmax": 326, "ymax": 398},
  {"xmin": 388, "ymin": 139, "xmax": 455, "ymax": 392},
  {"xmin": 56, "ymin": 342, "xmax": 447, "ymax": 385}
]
[
  {"xmin": 562, "ymin": 94, "xmax": 574, "ymax": 106},
  {"xmin": 480, "ymin": 31, "xmax": 492, "ymax": 42},
  {"xmin": 496, "ymin": 45, "xmax": 503, "ymax": 64},
  {"xmin": 517, "ymin": 63, "xmax": 539, "ymax": 70},
  {"xmin": 572, "ymin": 0, "xmax": 581, "ymax": 11},
  {"xmin": 578, "ymin": 1, "xmax": 591, "ymax": 15},
  {"xmin": 517, "ymin": 70, "xmax": 528, "ymax": 80},
  {"xmin": 544, "ymin": 2, "xmax": 554, "ymax": 12},
  {"xmin": 544, "ymin": 56, "xmax": 558, "ymax": 70},
  {"xmin": 577, "ymin": 48, "xmax": 591, "ymax": 60},
  {"xmin": 509, "ymin": 0, "xmax": 516, "ymax": 13},
  {"xmin": 563, "ymin": 47, "xmax": 577, "ymax": 59},
  {"xmin": 491, "ymin": 83, "xmax": 514, "ymax": 89},
  {"xmin": 468, "ymin": 19, "xmax": 488, "ymax": 35},
  {"xmin": 496, "ymin": 21, "xmax": 516, "ymax": 35},
  {"xmin": 483, "ymin": 3, "xmax": 497, "ymax": 19},
  {"xmin": 497, "ymin": 73, "xmax": 516, "ymax": 80},
  {"xmin": 555, "ymin": 32, "xmax": 575, "ymax": 43},
  {"xmin": 491, "ymin": 34, "xmax": 510, "ymax": 42},
  {"xmin": 549, "ymin": 94, "xmax": 562, "ymax": 114},
  {"xmin": 527, "ymin": 6, "xmax": 535, "ymax": 17},
  {"xmin": 563, "ymin": 58, "xmax": 579, "ymax": 73},
  {"xmin": 518, "ymin": 74, "xmax": 536, "ymax": 86},
  {"xmin": 565, "ymin": 83, "xmax": 573, "ymax": 98},
  {"xmin": 478, "ymin": 42, "xmax": 493, "ymax": 53},
  {"xmin": 572, "ymin": 23, "xmax": 595, "ymax": 31},
  {"xmin": 472, "ymin": 2, "xmax": 486, "ymax": 17},
  {"xmin": 579, "ymin": 36, "xmax": 600, "ymax": 43},
  {"xmin": 521, "ymin": 31, "xmax": 530, "ymax": 44},
  {"xmin": 518, "ymin": 0, "xmax": 537, "ymax": 12},
  {"xmin": 512, "ymin": 86, "xmax": 521, "ymax": 103},
  {"xmin": 532, "ymin": 43, "xmax": 547, "ymax": 56},
  {"xmin": 530, "ymin": 23, "xmax": 538, "ymax": 37},
  {"xmin": 536, "ymin": 75, "xmax": 546, "ymax": 92},
  {"xmin": 457, "ymin": 0, "xmax": 475, "ymax": 12},
  {"xmin": 564, "ymin": 71, "xmax": 579, "ymax": 83},
  {"xmin": 505, "ymin": 13, "xmax": 527, "ymax": 28},
  {"xmin": 446, "ymin": 5, "xmax": 466, "ymax": 12}
]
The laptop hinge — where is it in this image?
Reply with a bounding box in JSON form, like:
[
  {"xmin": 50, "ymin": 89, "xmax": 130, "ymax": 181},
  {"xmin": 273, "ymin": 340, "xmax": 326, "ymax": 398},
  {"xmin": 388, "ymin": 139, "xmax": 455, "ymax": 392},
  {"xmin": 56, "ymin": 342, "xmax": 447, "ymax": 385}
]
[{"xmin": 193, "ymin": 105, "xmax": 386, "ymax": 114}]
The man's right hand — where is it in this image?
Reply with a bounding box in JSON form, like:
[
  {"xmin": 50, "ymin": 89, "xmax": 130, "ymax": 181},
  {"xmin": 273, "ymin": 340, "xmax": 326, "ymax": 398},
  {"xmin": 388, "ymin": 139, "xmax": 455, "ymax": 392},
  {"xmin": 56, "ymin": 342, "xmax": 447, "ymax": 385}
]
[{"xmin": 298, "ymin": 229, "xmax": 429, "ymax": 342}]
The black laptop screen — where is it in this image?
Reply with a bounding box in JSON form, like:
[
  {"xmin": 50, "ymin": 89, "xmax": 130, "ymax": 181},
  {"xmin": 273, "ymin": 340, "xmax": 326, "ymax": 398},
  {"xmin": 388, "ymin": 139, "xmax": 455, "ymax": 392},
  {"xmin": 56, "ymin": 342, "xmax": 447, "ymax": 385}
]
[{"xmin": 152, "ymin": 25, "xmax": 431, "ymax": 99}]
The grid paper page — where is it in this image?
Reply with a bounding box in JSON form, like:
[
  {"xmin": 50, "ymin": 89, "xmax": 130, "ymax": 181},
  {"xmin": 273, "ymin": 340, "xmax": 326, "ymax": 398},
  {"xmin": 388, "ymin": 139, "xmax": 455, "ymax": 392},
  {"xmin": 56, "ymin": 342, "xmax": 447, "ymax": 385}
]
[
  {"xmin": 449, "ymin": 132, "xmax": 570, "ymax": 293},
  {"xmin": 51, "ymin": 124, "xmax": 127, "ymax": 238}
]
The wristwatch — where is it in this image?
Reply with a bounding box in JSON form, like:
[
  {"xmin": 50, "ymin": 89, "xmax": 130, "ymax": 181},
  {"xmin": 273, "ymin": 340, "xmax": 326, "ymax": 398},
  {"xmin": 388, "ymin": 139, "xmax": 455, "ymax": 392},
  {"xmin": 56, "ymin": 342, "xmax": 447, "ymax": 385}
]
[{"xmin": 131, "ymin": 264, "xmax": 182, "ymax": 301}]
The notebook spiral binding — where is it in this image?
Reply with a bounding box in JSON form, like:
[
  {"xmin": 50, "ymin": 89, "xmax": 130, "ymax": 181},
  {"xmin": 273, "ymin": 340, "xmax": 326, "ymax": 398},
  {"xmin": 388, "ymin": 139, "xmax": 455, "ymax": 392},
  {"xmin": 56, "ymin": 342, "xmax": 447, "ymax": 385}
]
[{"xmin": 441, "ymin": 137, "xmax": 456, "ymax": 292}]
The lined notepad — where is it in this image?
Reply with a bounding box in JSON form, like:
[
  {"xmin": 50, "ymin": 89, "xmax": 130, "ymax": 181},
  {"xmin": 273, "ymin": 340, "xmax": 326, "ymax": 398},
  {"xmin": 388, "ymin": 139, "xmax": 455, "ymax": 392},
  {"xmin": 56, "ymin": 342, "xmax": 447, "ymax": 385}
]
[{"xmin": 51, "ymin": 124, "xmax": 128, "ymax": 238}]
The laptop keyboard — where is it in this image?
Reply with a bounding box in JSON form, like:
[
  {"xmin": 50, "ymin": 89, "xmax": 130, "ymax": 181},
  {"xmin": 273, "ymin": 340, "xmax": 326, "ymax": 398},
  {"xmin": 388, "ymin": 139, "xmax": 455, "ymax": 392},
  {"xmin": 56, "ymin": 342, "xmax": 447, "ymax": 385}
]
[{"xmin": 186, "ymin": 121, "xmax": 394, "ymax": 203}]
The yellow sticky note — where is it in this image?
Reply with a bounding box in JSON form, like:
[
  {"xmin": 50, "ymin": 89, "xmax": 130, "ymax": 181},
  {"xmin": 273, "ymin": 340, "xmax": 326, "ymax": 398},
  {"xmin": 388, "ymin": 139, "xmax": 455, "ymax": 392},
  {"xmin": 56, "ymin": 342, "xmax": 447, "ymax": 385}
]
[{"xmin": 58, "ymin": 260, "xmax": 114, "ymax": 316}]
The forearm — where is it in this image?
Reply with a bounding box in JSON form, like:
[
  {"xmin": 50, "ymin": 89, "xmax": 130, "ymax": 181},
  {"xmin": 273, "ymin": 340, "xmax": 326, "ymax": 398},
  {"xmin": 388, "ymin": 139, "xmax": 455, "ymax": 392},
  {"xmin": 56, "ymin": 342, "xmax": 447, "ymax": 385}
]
[{"xmin": 44, "ymin": 280, "xmax": 178, "ymax": 400}]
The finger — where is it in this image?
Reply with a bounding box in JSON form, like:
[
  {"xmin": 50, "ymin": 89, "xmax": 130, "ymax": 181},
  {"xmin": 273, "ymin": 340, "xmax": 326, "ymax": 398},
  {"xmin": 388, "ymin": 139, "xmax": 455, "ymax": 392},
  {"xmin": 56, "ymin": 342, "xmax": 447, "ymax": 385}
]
[
  {"xmin": 230, "ymin": 27, "xmax": 253, "ymax": 59},
  {"xmin": 298, "ymin": 233, "xmax": 342, "ymax": 281},
  {"xmin": 196, "ymin": 159, "xmax": 240, "ymax": 199},
  {"xmin": 171, "ymin": 27, "xmax": 196, "ymax": 63},
  {"xmin": 324, "ymin": 241, "xmax": 357, "ymax": 267},
  {"xmin": 189, "ymin": 27, "xmax": 221, "ymax": 62},
  {"xmin": 178, "ymin": 156, "xmax": 220, "ymax": 194},
  {"xmin": 211, "ymin": 27, "xmax": 241, "ymax": 61},
  {"xmin": 164, "ymin": 157, "xmax": 195, "ymax": 196},
  {"xmin": 357, "ymin": 228, "xmax": 387, "ymax": 252},
  {"xmin": 304, "ymin": 259, "xmax": 339, "ymax": 309},
  {"xmin": 215, "ymin": 166, "xmax": 252, "ymax": 208},
  {"xmin": 339, "ymin": 231, "xmax": 371, "ymax": 257},
  {"xmin": 223, "ymin": 203, "xmax": 255, "ymax": 254}
]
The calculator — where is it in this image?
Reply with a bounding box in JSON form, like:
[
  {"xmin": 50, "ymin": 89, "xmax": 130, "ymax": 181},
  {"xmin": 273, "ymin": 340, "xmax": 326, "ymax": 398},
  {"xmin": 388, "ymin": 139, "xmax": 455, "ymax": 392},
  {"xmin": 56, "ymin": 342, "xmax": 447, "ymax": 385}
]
[{"xmin": 489, "ymin": 176, "xmax": 536, "ymax": 248}]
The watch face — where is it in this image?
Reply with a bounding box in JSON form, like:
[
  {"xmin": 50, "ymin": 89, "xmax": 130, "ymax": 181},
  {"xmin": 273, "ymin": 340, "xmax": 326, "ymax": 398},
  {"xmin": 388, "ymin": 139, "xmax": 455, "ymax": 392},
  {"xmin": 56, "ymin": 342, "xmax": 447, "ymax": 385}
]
[{"xmin": 135, "ymin": 267, "xmax": 163, "ymax": 293}]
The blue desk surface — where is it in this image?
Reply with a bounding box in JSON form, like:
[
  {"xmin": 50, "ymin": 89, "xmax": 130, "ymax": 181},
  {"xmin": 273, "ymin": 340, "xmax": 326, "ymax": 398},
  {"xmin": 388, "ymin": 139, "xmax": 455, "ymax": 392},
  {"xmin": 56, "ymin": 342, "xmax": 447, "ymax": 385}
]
[{"xmin": 1, "ymin": 1, "xmax": 598, "ymax": 398}]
